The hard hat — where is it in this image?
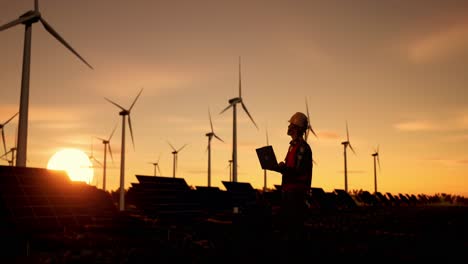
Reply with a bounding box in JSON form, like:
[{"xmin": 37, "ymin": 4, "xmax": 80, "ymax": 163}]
[{"xmin": 288, "ymin": 112, "xmax": 308, "ymax": 129}]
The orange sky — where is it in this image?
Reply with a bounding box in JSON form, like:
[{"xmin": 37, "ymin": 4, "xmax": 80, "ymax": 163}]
[{"xmin": 1, "ymin": 0, "xmax": 468, "ymax": 197}]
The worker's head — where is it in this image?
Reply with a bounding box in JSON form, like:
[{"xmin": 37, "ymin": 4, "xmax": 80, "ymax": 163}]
[{"xmin": 288, "ymin": 112, "xmax": 308, "ymax": 137}]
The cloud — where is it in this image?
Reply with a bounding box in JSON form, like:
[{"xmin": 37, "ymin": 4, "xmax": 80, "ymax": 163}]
[
  {"xmin": 316, "ymin": 130, "xmax": 340, "ymax": 139},
  {"xmin": 408, "ymin": 19, "xmax": 468, "ymax": 63},
  {"xmin": 394, "ymin": 121, "xmax": 438, "ymax": 132},
  {"xmin": 395, "ymin": 108, "xmax": 468, "ymax": 134},
  {"xmin": 422, "ymin": 157, "xmax": 468, "ymax": 166}
]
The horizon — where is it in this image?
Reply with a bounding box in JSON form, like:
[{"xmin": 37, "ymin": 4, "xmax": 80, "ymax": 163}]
[{"xmin": 1, "ymin": 0, "xmax": 467, "ymax": 197}]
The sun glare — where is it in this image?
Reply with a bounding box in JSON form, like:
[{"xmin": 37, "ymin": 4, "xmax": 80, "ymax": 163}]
[{"xmin": 47, "ymin": 148, "xmax": 94, "ymax": 184}]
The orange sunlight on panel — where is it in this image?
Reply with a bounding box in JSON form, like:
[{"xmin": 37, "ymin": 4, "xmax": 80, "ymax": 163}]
[{"xmin": 47, "ymin": 148, "xmax": 94, "ymax": 184}]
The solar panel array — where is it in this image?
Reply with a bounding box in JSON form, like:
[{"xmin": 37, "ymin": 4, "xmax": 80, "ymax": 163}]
[{"xmin": 0, "ymin": 165, "xmax": 118, "ymax": 234}]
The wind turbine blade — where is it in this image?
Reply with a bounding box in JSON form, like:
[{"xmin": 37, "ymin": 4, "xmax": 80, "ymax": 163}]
[
  {"xmin": 167, "ymin": 141, "xmax": 176, "ymax": 151},
  {"xmin": 156, "ymin": 164, "xmax": 162, "ymax": 175},
  {"xmin": 108, "ymin": 124, "xmax": 118, "ymax": 141},
  {"xmin": 240, "ymin": 102, "xmax": 258, "ymax": 129},
  {"xmin": 313, "ymin": 159, "xmax": 318, "ymax": 166},
  {"xmin": 238, "ymin": 56, "xmax": 242, "ymax": 98},
  {"xmin": 0, "ymin": 15, "xmax": 35, "ymax": 32},
  {"xmin": 346, "ymin": 121, "xmax": 350, "ymax": 142},
  {"xmin": 0, "ymin": 149, "xmax": 12, "ymax": 160},
  {"xmin": 3, "ymin": 112, "xmax": 19, "ymax": 125},
  {"xmin": 104, "ymin": 97, "xmax": 126, "ymax": 111},
  {"xmin": 1, "ymin": 130, "xmax": 6, "ymax": 154},
  {"xmin": 309, "ymin": 126, "xmax": 318, "ymax": 138},
  {"xmin": 107, "ymin": 144, "xmax": 114, "ymax": 163},
  {"xmin": 214, "ymin": 134, "xmax": 224, "ymax": 143},
  {"xmin": 129, "ymin": 88, "xmax": 143, "ymax": 111},
  {"xmin": 209, "ymin": 108, "xmax": 214, "ymax": 133},
  {"xmin": 349, "ymin": 143, "xmax": 356, "ymax": 155},
  {"xmin": 39, "ymin": 17, "xmax": 93, "ymax": 69},
  {"xmin": 178, "ymin": 143, "xmax": 188, "ymax": 152},
  {"xmin": 128, "ymin": 115, "xmax": 135, "ymax": 150},
  {"xmin": 93, "ymin": 157, "xmax": 103, "ymax": 167},
  {"xmin": 219, "ymin": 104, "xmax": 233, "ymax": 114}
]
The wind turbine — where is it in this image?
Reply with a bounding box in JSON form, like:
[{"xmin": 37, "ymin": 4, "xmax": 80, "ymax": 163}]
[
  {"xmin": 206, "ymin": 108, "xmax": 224, "ymax": 187},
  {"xmin": 87, "ymin": 139, "xmax": 103, "ymax": 168},
  {"xmin": 304, "ymin": 97, "xmax": 318, "ymax": 141},
  {"xmin": 96, "ymin": 124, "xmax": 117, "ymax": 191},
  {"xmin": 0, "ymin": 0, "xmax": 93, "ymax": 167},
  {"xmin": 1, "ymin": 125, "xmax": 18, "ymax": 166},
  {"xmin": 168, "ymin": 142, "xmax": 187, "ymax": 178},
  {"xmin": 149, "ymin": 155, "xmax": 162, "ymax": 176},
  {"xmin": 341, "ymin": 121, "xmax": 356, "ymax": 192},
  {"xmin": 86, "ymin": 140, "xmax": 102, "ymax": 187},
  {"xmin": 1, "ymin": 112, "xmax": 19, "ymax": 155},
  {"xmin": 105, "ymin": 88, "xmax": 143, "ymax": 211},
  {"xmin": 220, "ymin": 56, "xmax": 258, "ymax": 182},
  {"xmin": 305, "ymin": 97, "xmax": 319, "ymax": 167},
  {"xmin": 0, "ymin": 147, "xmax": 16, "ymax": 166},
  {"xmin": 372, "ymin": 145, "xmax": 381, "ymax": 194}
]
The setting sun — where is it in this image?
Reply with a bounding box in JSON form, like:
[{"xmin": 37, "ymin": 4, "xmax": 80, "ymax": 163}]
[{"xmin": 47, "ymin": 148, "xmax": 94, "ymax": 184}]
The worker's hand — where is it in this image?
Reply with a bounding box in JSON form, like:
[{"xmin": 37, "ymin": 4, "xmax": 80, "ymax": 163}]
[{"xmin": 272, "ymin": 162, "xmax": 285, "ymax": 173}]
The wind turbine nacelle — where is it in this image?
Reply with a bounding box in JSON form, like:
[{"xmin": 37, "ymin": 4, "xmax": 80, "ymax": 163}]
[
  {"xmin": 119, "ymin": 110, "xmax": 129, "ymax": 116},
  {"xmin": 228, "ymin": 97, "xmax": 242, "ymax": 104},
  {"xmin": 20, "ymin": 11, "xmax": 40, "ymax": 23}
]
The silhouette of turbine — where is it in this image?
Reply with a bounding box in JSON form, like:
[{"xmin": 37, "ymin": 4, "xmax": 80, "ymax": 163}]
[
  {"xmin": 341, "ymin": 121, "xmax": 356, "ymax": 192},
  {"xmin": 304, "ymin": 97, "xmax": 318, "ymax": 141},
  {"xmin": 168, "ymin": 142, "xmax": 187, "ymax": 178},
  {"xmin": 220, "ymin": 56, "xmax": 258, "ymax": 183},
  {"xmin": 206, "ymin": 108, "xmax": 224, "ymax": 187},
  {"xmin": 0, "ymin": 112, "xmax": 18, "ymax": 155},
  {"xmin": 105, "ymin": 88, "xmax": 143, "ymax": 211},
  {"xmin": 96, "ymin": 124, "xmax": 117, "ymax": 191},
  {"xmin": 372, "ymin": 145, "xmax": 381, "ymax": 194},
  {"xmin": 1, "ymin": 125, "xmax": 18, "ymax": 166},
  {"xmin": 149, "ymin": 154, "xmax": 162, "ymax": 176},
  {"xmin": 304, "ymin": 97, "xmax": 319, "ymax": 167},
  {"xmin": 0, "ymin": 0, "xmax": 93, "ymax": 167}
]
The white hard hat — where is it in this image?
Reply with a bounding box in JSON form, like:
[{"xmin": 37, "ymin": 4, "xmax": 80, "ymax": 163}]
[{"xmin": 288, "ymin": 112, "xmax": 308, "ymax": 129}]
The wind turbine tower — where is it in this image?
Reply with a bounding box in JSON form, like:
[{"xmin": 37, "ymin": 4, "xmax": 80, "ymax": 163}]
[
  {"xmin": 372, "ymin": 146, "xmax": 381, "ymax": 193},
  {"xmin": 206, "ymin": 108, "xmax": 224, "ymax": 187},
  {"xmin": 0, "ymin": 0, "xmax": 93, "ymax": 167},
  {"xmin": 228, "ymin": 159, "xmax": 233, "ymax": 182},
  {"xmin": 105, "ymin": 88, "xmax": 143, "ymax": 211},
  {"xmin": 96, "ymin": 124, "xmax": 117, "ymax": 191},
  {"xmin": 168, "ymin": 142, "xmax": 187, "ymax": 178},
  {"xmin": 341, "ymin": 121, "xmax": 356, "ymax": 192},
  {"xmin": 263, "ymin": 127, "xmax": 269, "ymax": 192},
  {"xmin": 220, "ymin": 56, "xmax": 258, "ymax": 182}
]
